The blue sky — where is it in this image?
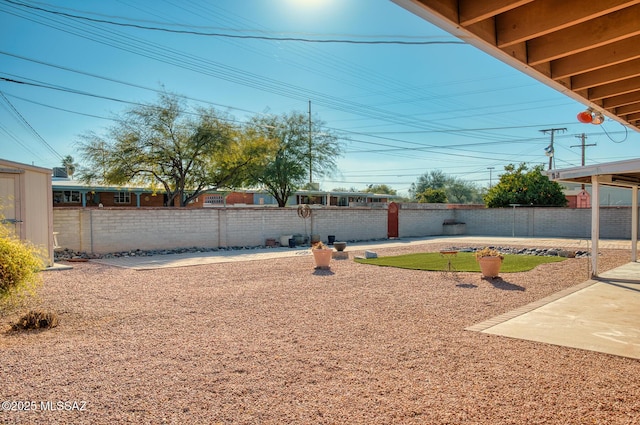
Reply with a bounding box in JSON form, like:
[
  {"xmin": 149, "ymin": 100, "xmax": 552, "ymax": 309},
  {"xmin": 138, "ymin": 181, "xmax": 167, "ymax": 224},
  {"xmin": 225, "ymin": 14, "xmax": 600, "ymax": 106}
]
[{"xmin": 1, "ymin": 0, "xmax": 638, "ymax": 196}]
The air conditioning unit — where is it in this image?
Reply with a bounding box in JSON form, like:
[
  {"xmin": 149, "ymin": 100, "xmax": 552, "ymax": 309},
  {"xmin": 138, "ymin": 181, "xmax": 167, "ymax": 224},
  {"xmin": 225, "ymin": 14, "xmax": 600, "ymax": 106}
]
[{"xmin": 52, "ymin": 167, "xmax": 68, "ymax": 178}]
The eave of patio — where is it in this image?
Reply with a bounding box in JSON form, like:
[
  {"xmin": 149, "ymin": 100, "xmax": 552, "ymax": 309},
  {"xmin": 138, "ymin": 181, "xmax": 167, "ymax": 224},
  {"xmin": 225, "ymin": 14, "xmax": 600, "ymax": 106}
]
[{"xmin": 548, "ymin": 158, "xmax": 640, "ymax": 276}]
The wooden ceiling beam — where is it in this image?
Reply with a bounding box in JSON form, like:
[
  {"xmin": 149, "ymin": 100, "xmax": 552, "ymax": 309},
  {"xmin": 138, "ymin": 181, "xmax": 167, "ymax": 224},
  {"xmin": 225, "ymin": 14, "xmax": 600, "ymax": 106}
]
[
  {"xmin": 496, "ymin": 0, "xmax": 640, "ymax": 47},
  {"xmin": 626, "ymin": 112, "xmax": 640, "ymax": 121},
  {"xmin": 571, "ymin": 58, "xmax": 640, "ymax": 91},
  {"xmin": 616, "ymin": 102, "xmax": 640, "ymax": 115},
  {"xmin": 393, "ymin": 0, "xmax": 640, "ymax": 133},
  {"xmin": 527, "ymin": 4, "xmax": 640, "ymax": 65},
  {"xmin": 551, "ymin": 35, "xmax": 640, "ymax": 79},
  {"xmin": 603, "ymin": 91, "xmax": 640, "ymax": 108},
  {"xmin": 459, "ymin": 0, "xmax": 533, "ymax": 26},
  {"xmin": 412, "ymin": 0, "xmax": 459, "ymax": 22},
  {"xmin": 589, "ymin": 76, "xmax": 640, "ymax": 100}
]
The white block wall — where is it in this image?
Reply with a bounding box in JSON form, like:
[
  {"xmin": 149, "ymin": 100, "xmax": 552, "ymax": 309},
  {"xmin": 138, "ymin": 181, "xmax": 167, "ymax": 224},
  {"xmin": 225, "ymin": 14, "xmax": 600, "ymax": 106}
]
[{"xmin": 53, "ymin": 205, "xmax": 640, "ymax": 254}]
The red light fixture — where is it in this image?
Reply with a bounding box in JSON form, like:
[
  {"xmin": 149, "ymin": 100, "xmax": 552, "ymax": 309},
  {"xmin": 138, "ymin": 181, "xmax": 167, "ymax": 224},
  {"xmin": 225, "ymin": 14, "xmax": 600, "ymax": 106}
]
[
  {"xmin": 577, "ymin": 108, "xmax": 605, "ymax": 125},
  {"xmin": 577, "ymin": 110, "xmax": 593, "ymax": 123}
]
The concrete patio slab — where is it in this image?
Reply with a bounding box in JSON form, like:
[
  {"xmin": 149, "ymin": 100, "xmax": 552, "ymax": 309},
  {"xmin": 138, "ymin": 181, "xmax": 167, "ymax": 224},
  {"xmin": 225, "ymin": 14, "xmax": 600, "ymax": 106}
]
[{"xmin": 471, "ymin": 262, "xmax": 640, "ymax": 359}]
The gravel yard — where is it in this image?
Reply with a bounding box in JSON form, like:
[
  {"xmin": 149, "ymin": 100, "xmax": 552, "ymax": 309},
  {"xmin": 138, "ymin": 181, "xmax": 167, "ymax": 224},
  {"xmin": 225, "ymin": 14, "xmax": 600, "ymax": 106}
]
[{"xmin": 1, "ymin": 243, "xmax": 639, "ymax": 424}]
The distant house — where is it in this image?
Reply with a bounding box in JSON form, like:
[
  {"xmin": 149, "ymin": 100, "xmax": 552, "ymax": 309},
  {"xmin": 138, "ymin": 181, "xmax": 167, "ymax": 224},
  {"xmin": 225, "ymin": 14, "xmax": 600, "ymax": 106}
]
[
  {"xmin": 52, "ymin": 178, "xmax": 398, "ymax": 208},
  {"xmin": 52, "ymin": 178, "xmax": 166, "ymax": 208},
  {"xmin": 294, "ymin": 190, "xmax": 397, "ymax": 206}
]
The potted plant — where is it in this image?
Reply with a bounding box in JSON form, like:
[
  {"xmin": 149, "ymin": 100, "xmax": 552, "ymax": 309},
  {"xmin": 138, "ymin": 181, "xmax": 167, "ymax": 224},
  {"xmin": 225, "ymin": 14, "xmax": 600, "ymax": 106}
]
[
  {"xmin": 475, "ymin": 247, "xmax": 504, "ymax": 278},
  {"xmin": 311, "ymin": 241, "xmax": 333, "ymax": 269}
]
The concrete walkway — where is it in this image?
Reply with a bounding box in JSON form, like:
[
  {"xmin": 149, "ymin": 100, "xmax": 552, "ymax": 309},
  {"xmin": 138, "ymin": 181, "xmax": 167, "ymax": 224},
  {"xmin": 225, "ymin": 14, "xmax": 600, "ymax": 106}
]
[{"xmin": 85, "ymin": 236, "xmax": 640, "ymax": 359}]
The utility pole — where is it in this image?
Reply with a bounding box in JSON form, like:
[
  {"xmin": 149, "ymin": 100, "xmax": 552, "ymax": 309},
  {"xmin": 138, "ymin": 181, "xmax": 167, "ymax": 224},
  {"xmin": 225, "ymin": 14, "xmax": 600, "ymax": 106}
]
[
  {"xmin": 308, "ymin": 100, "xmax": 313, "ymax": 184},
  {"xmin": 487, "ymin": 167, "xmax": 495, "ymax": 188},
  {"xmin": 540, "ymin": 127, "xmax": 567, "ymax": 170},
  {"xmin": 571, "ymin": 133, "xmax": 596, "ymax": 189}
]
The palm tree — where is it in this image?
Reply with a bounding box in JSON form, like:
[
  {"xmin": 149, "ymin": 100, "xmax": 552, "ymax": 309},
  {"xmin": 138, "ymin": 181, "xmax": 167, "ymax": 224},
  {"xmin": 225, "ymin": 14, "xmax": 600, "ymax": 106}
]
[{"xmin": 62, "ymin": 155, "xmax": 77, "ymax": 179}]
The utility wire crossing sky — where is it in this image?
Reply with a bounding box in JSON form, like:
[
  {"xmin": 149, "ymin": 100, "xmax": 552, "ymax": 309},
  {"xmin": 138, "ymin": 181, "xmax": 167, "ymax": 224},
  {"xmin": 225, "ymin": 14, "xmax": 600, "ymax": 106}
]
[{"xmin": 1, "ymin": 0, "xmax": 637, "ymax": 195}]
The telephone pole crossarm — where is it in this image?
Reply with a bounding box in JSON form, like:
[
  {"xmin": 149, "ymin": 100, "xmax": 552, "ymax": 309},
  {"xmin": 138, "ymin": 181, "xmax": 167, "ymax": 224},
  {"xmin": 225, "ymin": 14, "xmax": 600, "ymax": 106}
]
[{"xmin": 540, "ymin": 127, "xmax": 567, "ymax": 170}]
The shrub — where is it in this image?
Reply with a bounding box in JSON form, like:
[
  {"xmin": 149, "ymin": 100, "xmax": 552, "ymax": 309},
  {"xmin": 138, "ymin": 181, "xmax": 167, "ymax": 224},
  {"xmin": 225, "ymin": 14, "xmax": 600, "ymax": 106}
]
[
  {"xmin": 11, "ymin": 309, "xmax": 59, "ymax": 331},
  {"xmin": 474, "ymin": 247, "xmax": 504, "ymax": 260},
  {"xmin": 0, "ymin": 224, "xmax": 45, "ymax": 313}
]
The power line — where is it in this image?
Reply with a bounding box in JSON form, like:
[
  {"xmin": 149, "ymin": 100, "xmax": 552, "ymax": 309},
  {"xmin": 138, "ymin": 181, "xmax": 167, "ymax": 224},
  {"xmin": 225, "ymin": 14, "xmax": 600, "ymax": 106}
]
[
  {"xmin": 0, "ymin": 0, "xmax": 575, "ymax": 142},
  {"xmin": 3, "ymin": 0, "xmax": 467, "ymax": 45},
  {"xmin": 0, "ymin": 91, "xmax": 62, "ymax": 160}
]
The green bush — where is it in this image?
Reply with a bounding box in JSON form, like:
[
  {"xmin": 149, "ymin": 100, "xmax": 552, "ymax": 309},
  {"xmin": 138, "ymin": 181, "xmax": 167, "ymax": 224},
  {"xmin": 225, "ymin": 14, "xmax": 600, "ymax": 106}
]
[{"xmin": 0, "ymin": 225, "xmax": 45, "ymax": 313}]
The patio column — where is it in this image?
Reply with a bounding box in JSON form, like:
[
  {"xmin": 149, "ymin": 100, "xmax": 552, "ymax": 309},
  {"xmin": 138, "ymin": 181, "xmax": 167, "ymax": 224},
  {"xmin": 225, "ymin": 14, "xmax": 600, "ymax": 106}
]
[
  {"xmin": 591, "ymin": 176, "xmax": 600, "ymax": 277},
  {"xmin": 632, "ymin": 186, "xmax": 638, "ymax": 262}
]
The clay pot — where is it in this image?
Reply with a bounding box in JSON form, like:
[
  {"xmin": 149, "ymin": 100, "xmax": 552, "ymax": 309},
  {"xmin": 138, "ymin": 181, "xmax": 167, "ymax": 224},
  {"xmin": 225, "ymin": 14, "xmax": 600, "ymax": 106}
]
[
  {"xmin": 478, "ymin": 256, "xmax": 502, "ymax": 278},
  {"xmin": 312, "ymin": 249, "xmax": 332, "ymax": 269},
  {"xmin": 333, "ymin": 242, "xmax": 347, "ymax": 252}
]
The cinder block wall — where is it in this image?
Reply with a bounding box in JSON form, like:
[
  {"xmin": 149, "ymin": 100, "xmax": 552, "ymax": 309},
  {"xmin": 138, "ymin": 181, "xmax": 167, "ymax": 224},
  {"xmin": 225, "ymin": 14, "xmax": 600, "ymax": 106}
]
[
  {"xmin": 53, "ymin": 205, "xmax": 640, "ymax": 254},
  {"xmin": 399, "ymin": 206, "xmax": 452, "ymax": 237},
  {"xmin": 54, "ymin": 208, "xmax": 220, "ymax": 253},
  {"xmin": 311, "ymin": 207, "xmax": 388, "ymax": 242}
]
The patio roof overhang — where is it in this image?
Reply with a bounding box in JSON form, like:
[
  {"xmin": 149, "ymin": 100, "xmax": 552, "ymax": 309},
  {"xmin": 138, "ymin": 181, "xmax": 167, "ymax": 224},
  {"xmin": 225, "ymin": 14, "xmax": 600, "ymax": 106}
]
[
  {"xmin": 548, "ymin": 158, "xmax": 640, "ymax": 188},
  {"xmin": 391, "ymin": 0, "xmax": 640, "ymax": 133},
  {"xmin": 548, "ymin": 158, "xmax": 640, "ymax": 276}
]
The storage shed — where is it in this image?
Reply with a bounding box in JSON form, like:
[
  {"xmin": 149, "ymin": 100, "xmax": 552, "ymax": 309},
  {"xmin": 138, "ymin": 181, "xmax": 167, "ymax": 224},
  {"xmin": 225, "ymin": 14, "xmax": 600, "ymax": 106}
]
[{"xmin": 0, "ymin": 158, "xmax": 54, "ymax": 267}]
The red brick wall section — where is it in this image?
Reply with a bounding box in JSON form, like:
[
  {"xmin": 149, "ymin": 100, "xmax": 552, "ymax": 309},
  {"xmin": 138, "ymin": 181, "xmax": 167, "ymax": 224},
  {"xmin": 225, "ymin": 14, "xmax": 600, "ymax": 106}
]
[{"xmin": 226, "ymin": 192, "xmax": 254, "ymax": 205}]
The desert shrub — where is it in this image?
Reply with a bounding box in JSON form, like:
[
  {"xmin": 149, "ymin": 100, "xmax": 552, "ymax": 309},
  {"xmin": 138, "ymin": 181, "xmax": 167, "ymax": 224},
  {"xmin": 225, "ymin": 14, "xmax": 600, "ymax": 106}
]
[
  {"xmin": 11, "ymin": 309, "xmax": 59, "ymax": 331},
  {"xmin": 0, "ymin": 224, "xmax": 45, "ymax": 313}
]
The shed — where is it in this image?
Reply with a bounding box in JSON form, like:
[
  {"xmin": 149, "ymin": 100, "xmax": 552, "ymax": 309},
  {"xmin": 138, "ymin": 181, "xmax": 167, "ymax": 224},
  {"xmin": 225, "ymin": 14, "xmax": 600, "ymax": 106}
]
[{"xmin": 0, "ymin": 158, "xmax": 54, "ymax": 267}]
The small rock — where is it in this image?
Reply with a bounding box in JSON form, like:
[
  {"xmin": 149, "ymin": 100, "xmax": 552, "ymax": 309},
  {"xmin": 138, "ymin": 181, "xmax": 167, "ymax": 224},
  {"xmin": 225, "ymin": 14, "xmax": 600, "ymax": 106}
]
[{"xmin": 365, "ymin": 251, "xmax": 378, "ymax": 259}]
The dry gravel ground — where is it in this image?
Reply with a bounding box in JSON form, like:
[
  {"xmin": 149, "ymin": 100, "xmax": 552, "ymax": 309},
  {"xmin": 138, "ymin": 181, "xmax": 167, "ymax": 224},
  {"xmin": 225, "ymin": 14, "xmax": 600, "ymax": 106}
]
[{"xmin": 1, "ymin": 243, "xmax": 639, "ymax": 425}]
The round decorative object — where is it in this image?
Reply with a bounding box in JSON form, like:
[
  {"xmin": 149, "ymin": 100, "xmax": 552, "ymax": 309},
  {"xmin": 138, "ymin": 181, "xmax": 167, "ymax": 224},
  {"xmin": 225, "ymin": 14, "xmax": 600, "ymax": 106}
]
[
  {"xmin": 297, "ymin": 204, "xmax": 312, "ymax": 219},
  {"xmin": 333, "ymin": 242, "xmax": 347, "ymax": 252}
]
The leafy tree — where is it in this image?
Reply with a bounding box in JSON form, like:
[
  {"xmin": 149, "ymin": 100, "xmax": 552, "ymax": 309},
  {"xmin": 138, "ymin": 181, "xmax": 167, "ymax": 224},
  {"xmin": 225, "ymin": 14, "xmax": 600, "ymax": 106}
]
[
  {"xmin": 483, "ymin": 163, "xmax": 568, "ymax": 208},
  {"xmin": 416, "ymin": 188, "xmax": 447, "ymax": 203},
  {"xmin": 77, "ymin": 92, "xmax": 267, "ymax": 207},
  {"xmin": 61, "ymin": 155, "xmax": 77, "ymax": 179},
  {"xmin": 363, "ymin": 184, "xmax": 397, "ymax": 195},
  {"xmin": 446, "ymin": 177, "xmax": 479, "ymax": 203},
  {"xmin": 246, "ymin": 111, "xmax": 341, "ymax": 207},
  {"xmin": 409, "ymin": 170, "xmax": 447, "ymax": 199},
  {"xmin": 410, "ymin": 170, "xmax": 481, "ymax": 203}
]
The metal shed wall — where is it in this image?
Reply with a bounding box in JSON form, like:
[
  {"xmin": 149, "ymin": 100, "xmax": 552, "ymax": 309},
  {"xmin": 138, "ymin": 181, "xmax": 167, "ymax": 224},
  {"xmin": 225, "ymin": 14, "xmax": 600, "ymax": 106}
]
[{"xmin": 0, "ymin": 158, "xmax": 53, "ymax": 267}]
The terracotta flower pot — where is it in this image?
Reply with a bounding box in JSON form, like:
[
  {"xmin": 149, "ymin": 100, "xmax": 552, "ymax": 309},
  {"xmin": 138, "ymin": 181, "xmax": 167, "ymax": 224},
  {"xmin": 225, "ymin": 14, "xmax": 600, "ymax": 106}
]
[
  {"xmin": 312, "ymin": 248, "xmax": 332, "ymax": 269},
  {"xmin": 478, "ymin": 256, "xmax": 502, "ymax": 278}
]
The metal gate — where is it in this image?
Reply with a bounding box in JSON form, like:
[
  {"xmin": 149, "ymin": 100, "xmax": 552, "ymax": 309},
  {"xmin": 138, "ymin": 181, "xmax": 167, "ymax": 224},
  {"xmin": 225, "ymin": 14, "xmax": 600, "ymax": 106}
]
[{"xmin": 387, "ymin": 202, "xmax": 399, "ymax": 238}]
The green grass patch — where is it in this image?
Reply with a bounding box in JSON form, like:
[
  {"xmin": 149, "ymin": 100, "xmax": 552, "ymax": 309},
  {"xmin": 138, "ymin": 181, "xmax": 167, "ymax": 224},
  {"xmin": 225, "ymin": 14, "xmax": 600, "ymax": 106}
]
[{"xmin": 354, "ymin": 251, "xmax": 566, "ymax": 273}]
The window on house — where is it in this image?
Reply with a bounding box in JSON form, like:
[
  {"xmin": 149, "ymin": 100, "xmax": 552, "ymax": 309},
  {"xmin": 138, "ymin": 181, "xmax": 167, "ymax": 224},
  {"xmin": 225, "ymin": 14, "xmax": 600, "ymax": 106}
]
[
  {"xmin": 53, "ymin": 190, "xmax": 81, "ymax": 203},
  {"xmin": 114, "ymin": 192, "xmax": 131, "ymax": 204},
  {"xmin": 204, "ymin": 195, "xmax": 224, "ymax": 204}
]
